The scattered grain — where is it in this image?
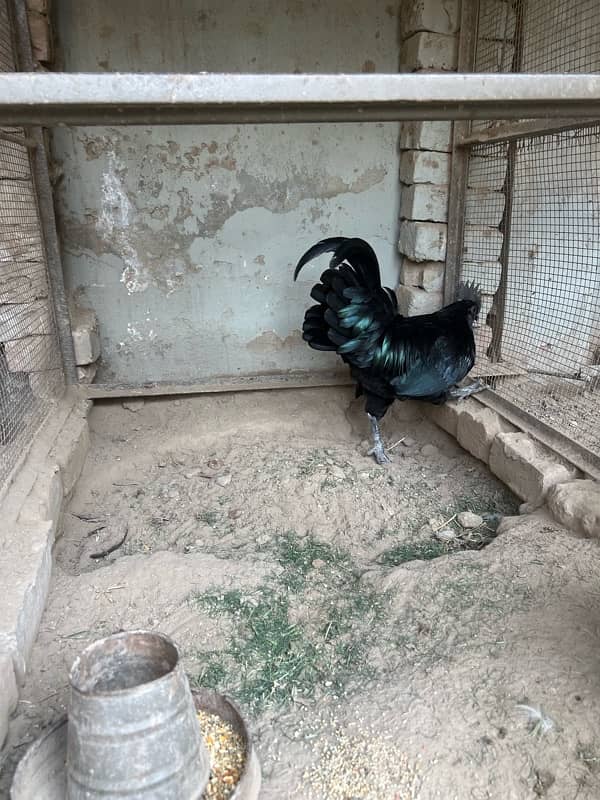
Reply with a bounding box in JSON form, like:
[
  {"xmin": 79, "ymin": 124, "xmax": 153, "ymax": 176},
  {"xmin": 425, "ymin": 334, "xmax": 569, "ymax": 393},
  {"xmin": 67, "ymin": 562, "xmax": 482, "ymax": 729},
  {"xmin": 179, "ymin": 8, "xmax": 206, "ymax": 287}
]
[{"xmin": 197, "ymin": 710, "xmax": 246, "ymax": 800}]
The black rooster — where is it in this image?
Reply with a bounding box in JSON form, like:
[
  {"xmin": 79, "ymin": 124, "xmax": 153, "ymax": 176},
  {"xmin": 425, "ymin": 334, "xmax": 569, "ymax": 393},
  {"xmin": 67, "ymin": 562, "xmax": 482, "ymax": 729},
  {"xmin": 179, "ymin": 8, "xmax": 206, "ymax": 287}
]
[{"xmin": 293, "ymin": 237, "xmax": 485, "ymax": 463}]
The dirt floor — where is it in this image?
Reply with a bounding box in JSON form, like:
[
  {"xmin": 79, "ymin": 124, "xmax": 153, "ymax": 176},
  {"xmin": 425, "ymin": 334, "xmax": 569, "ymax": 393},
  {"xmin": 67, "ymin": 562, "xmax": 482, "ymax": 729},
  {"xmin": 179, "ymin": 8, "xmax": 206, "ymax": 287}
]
[{"xmin": 2, "ymin": 387, "xmax": 600, "ymax": 799}]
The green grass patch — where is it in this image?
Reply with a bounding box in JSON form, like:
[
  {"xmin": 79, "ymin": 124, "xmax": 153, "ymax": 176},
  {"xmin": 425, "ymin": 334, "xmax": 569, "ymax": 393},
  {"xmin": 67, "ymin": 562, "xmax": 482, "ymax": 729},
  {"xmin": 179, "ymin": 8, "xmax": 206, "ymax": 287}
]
[{"xmin": 188, "ymin": 532, "xmax": 386, "ymax": 712}]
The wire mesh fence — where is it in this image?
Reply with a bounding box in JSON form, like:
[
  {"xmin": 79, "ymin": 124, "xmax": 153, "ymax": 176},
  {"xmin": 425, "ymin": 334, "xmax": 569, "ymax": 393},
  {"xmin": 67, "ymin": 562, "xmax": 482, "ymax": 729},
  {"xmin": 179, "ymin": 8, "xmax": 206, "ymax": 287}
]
[
  {"xmin": 476, "ymin": 0, "xmax": 600, "ymax": 74},
  {"xmin": 461, "ymin": 0, "xmax": 600, "ymax": 457},
  {"xmin": 0, "ymin": 0, "xmax": 64, "ymax": 489}
]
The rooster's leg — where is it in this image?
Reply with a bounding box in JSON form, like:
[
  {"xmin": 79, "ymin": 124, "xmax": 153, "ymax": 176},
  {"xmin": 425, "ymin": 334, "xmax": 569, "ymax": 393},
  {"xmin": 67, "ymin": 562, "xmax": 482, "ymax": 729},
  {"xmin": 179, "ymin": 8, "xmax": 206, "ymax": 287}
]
[
  {"xmin": 448, "ymin": 379, "xmax": 486, "ymax": 402},
  {"xmin": 367, "ymin": 414, "xmax": 391, "ymax": 464}
]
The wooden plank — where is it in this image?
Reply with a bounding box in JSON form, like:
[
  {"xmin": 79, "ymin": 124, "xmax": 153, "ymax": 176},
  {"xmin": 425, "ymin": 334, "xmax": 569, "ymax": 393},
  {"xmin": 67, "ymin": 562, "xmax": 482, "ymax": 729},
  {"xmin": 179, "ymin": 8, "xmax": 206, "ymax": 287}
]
[{"xmin": 82, "ymin": 371, "xmax": 353, "ymax": 400}]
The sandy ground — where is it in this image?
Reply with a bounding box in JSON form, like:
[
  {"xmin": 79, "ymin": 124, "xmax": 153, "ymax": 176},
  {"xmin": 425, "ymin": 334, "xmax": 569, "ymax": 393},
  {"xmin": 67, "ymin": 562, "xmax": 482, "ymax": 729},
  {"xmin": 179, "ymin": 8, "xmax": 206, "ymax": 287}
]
[{"xmin": 2, "ymin": 388, "xmax": 600, "ymax": 799}]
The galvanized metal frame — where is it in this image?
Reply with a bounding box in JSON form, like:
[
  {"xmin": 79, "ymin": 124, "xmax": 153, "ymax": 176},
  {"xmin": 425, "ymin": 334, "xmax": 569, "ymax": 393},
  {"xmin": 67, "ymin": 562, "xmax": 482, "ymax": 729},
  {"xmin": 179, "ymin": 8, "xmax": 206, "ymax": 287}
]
[
  {"xmin": 8, "ymin": 0, "xmax": 77, "ymax": 384},
  {"xmin": 3, "ymin": 72, "xmax": 600, "ymax": 125}
]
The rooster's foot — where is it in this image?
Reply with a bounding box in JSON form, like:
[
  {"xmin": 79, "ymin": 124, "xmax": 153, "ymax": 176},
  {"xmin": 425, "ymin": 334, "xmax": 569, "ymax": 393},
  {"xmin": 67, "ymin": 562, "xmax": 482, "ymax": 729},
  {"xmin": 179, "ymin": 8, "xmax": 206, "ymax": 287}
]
[
  {"xmin": 448, "ymin": 380, "xmax": 486, "ymax": 403},
  {"xmin": 367, "ymin": 414, "xmax": 392, "ymax": 464},
  {"xmin": 368, "ymin": 441, "xmax": 391, "ymax": 465}
]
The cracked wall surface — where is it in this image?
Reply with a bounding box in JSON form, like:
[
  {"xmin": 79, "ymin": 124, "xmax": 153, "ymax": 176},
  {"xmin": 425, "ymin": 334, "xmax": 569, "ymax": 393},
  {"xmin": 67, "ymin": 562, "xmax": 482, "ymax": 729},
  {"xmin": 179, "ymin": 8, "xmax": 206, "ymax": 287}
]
[{"xmin": 52, "ymin": 0, "xmax": 403, "ymax": 384}]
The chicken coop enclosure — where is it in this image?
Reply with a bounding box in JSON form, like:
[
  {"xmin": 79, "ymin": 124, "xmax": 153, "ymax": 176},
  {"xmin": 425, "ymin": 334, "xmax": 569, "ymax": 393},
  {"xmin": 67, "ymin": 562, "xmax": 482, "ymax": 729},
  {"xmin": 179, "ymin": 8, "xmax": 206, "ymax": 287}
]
[
  {"xmin": 1, "ymin": 0, "xmax": 600, "ymax": 493},
  {"xmin": 452, "ymin": 0, "xmax": 600, "ymax": 468}
]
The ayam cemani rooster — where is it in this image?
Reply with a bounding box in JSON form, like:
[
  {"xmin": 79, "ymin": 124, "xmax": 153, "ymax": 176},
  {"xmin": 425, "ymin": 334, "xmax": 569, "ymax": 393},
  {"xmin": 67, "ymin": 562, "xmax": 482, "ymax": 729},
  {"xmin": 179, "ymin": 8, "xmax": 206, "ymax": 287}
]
[{"xmin": 293, "ymin": 237, "xmax": 485, "ymax": 464}]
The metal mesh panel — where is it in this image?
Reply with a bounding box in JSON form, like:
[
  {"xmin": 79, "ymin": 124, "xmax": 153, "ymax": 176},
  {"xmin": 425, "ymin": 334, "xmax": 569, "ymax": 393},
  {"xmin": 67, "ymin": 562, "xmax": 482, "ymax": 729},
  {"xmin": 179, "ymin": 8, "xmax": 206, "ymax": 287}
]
[
  {"xmin": 475, "ymin": 0, "xmax": 600, "ymax": 74},
  {"xmin": 0, "ymin": 0, "xmax": 64, "ymax": 487},
  {"xmin": 461, "ymin": 0, "xmax": 600, "ymax": 456}
]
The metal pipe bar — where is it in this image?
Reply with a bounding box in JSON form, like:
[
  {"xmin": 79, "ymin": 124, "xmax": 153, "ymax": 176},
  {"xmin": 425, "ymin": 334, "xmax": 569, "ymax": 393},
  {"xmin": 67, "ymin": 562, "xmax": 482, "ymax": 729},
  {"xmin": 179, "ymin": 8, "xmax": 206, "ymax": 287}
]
[
  {"xmin": 9, "ymin": 0, "xmax": 78, "ymax": 384},
  {"xmin": 456, "ymin": 117, "xmax": 600, "ymax": 146},
  {"xmin": 3, "ymin": 73, "xmax": 600, "ymax": 125}
]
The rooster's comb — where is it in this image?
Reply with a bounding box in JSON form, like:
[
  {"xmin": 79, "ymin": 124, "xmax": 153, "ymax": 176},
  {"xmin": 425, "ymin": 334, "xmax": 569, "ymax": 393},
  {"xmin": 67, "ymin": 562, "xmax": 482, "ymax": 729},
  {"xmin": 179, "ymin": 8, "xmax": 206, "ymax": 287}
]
[{"xmin": 457, "ymin": 280, "xmax": 482, "ymax": 311}]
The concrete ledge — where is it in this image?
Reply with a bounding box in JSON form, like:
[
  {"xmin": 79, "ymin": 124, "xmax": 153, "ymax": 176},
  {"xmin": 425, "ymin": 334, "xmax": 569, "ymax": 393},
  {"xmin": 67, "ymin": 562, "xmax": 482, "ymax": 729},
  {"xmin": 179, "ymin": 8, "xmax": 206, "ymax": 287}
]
[
  {"xmin": 49, "ymin": 405, "xmax": 90, "ymax": 498},
  {"xmin": 489, "ymin": 433, "xmax": 578, "ymax": 507},
  {"xmin": 0, "ymin": 652, "xmax": 18, "ymax": 748},
  {"xmin": 425, "ymin": 399, "xmax": 599, "ymax": 539},
  {"xmin": 0, "ymin": 393, "xmax": 91, "ymax": 744},
  {"xmin": 0, "ymin": 519, "xmax": 56, "ymax": 685},
  {"xmin": 547, "ymin": 480, "xmax": 600, "ymax": 538},
  {"xmin": 457, "ymin": 402, "xmax": 516, "ymax": 463}
]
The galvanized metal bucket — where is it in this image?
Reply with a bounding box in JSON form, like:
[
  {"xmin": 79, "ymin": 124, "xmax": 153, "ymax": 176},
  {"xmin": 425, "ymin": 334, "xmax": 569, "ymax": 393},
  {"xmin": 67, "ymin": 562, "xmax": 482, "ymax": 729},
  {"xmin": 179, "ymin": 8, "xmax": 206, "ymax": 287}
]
[
  {"xmin": 10, "ymin": 691, "xmax": 262, "ymax": 800},
  {"xmin": 66, "ymin": 630, "xmax": 210, "ymax": 799}
]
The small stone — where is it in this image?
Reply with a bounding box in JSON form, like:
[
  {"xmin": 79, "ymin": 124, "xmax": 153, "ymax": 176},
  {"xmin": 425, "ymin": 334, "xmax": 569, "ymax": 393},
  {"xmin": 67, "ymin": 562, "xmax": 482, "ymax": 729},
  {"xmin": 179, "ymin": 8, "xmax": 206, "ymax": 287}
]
[
  {"xmin": 207, "ymin": 458, "xmax": 223, "ymax": 469},
  {"xmin": 228, "ymin": 508, "xmax": 242, "ymax": 520},
  {"xmin": 434, "ymin": 528, "xmax": 456, "ymax": 542},
  {"xmin": 331, "ymin": 466, "xmax": 346, "ymax": 480},
  {"xmin": 359, "ymin": 471, "xmax": 371, "ymax": 480},
  {"xmin": 421, "ymin": 444, "xmax": 439, "ymax": 457},
  {"xmin": 157, "ymin": 460, "xmax": 167, "ymax": 468},
  {"xmin": 402, "ymin": 437, "xmax": 417, "ymax": 448},
  {"xmin": 216, "ymin": 473, "xmax": 232, "ymax": 487},
  {"xmin": 457, "ymin": 511, "xmax": 483, "ymax": 529},
  {"xmin": 360, "ymin": 439, "xmax": 370, "ymax": 450},
  {"xmin": 312, "ymin": 559, "xmax": 326, "ymax": 568},
  {"xmin": 122, "ymin": 399, "xmax": 145, "ymax": 412}
]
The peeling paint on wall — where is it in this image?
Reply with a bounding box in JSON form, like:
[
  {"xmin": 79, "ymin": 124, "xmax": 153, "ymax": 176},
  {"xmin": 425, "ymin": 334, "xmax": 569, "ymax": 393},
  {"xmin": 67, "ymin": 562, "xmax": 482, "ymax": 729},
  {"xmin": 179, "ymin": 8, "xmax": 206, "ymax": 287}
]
[{"xmin": 53, "ymin": 0, "xmax": 403, "ymax": 383}]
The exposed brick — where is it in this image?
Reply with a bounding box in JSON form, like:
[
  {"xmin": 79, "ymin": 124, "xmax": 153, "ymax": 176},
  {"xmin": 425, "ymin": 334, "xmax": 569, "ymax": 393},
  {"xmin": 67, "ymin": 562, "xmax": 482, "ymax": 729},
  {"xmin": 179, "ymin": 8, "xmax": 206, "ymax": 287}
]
[
  {"xmin": 401, "ymin": 183, "xmax": 448, "ymax": 222},
  {"xmin": 400, "ymin": 259, "xmax": 445, "ymax": 292},
  {"xmin": 489, "ymin": 433, "xmax": 579, "ymax": 506},
  {"xmin": 5, "ymin": 334, "xmax": 56, "ymax": 373},
  {"xmin": 400, "ymin": 0, "xmax": 460, "ymax": 38},
  {"xmin": 468, "ymin": 155, "xmax": 507, "ymax": 191},
  {"xmin": 547, "ymin": 480, "xmax": 600, "ymax": 538},
  {"xmin": 463, "ymin": 225, "xmax": 504, "ymax": 263},
  {"xmin": 399, "ymin": 120, "xmax": 452, "ymax": 152},
  {"xmin": 425, "ymin": 401, "xmax": 464, "ymax": 438},
  {"xmin": 399, "ymin": 221, "xmax": 447, "ymax": 262},
  {"xmin": 0, "ymin": 301, "xmax": 53, "ymax": 340},
  {"xmin": 457, "ymin": 402, "xmax": 515, "ymax": 463},
  {"xmin": 396, "ymin": 284, "xmax": 443, "ymax": 316},
  {"xmin": 50, "ymin": 410, "xmax": 90, "ymax": 498},
  {"xmin": 400, "ymin": 150, "xmax": 450, "ymax": 185},
  {"xmin": 401, "ymin": 31, "xmax": 458, "ymax": 71},
  {"xmin": 71, "ymin": 307, "xmax": 100, "ymax": 366},
  {"xmin": 466, "ymin": 189, "xmax": 505, "ymax": 227}
]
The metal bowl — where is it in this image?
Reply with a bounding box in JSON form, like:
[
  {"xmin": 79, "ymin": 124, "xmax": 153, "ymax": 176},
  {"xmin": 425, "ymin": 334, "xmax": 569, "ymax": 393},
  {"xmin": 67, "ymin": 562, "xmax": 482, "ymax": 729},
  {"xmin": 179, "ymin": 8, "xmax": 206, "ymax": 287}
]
[
  {"xmin": 11, "ymin": 692, "xmax": 260, "ymax": 800},
  {"xmin": 192, "ymin": 689, "xmax": 261, "ymax": 800}
]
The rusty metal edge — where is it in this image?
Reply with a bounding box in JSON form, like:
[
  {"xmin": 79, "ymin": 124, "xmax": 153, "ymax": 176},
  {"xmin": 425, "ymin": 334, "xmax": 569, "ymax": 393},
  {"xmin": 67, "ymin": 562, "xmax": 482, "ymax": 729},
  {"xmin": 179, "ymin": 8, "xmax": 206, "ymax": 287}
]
[{"xmin": 473, "ymin": 389, "xmax": 600, "ymax": 481}]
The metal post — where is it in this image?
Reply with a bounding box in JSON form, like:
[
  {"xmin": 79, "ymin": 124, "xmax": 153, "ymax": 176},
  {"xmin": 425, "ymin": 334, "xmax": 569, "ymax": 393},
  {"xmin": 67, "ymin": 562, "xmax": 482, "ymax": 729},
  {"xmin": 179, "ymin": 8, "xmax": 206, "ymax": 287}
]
[
  {"xmin": 444, "ymin": 0, "xmax": 479, "ymax": 305},
  {"xmin": 8, "ymin": 0, "xmax": 78, "ymax": 384},
  {"xmin": 486, "ymin": 0, "xmax": 526, "ymax": 362}
]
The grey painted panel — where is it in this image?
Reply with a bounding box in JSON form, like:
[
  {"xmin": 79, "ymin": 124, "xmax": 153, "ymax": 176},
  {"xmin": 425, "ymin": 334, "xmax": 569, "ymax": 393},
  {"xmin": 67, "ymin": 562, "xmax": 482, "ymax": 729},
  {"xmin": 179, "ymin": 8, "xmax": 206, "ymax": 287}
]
[{"xmin": 52, "ymin": 0, "xmax": 402, "ymax": 383}]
